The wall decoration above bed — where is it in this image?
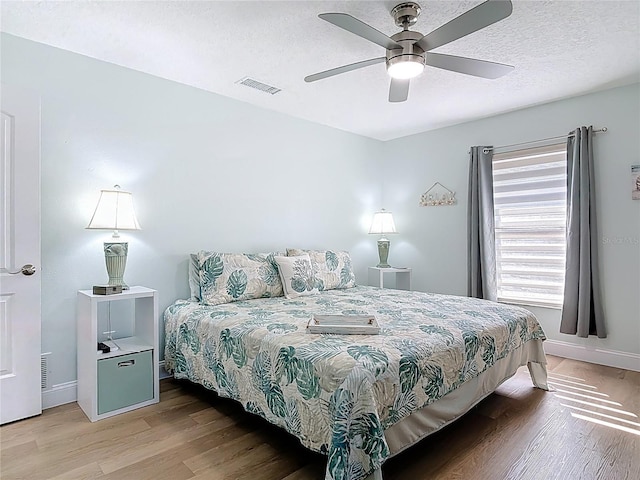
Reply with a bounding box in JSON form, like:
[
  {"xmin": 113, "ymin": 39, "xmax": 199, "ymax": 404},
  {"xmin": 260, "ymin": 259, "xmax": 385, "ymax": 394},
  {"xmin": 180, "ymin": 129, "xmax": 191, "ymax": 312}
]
[{"xmin": 419, "ymin": 182, "xmax": 457, "ymax": 206}]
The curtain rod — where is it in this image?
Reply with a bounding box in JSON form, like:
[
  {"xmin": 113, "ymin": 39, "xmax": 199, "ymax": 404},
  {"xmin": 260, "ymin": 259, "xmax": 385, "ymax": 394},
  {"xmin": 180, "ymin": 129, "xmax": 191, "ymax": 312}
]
[{"xmin": 475, "ymin": 127, "xmax": 608, "ymax": 155}]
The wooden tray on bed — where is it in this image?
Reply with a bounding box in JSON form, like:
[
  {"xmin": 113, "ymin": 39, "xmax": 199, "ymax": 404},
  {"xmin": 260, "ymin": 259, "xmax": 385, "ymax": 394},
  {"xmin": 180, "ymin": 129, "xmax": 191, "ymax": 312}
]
[{"xmin": 307, "ymin": 314, "xmax": 380, "ymax": 335}]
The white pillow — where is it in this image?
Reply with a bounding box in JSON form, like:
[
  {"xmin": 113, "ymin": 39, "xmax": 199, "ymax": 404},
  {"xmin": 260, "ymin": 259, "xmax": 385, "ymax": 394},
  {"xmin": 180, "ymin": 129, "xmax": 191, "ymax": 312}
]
[{"xmin": 274, "ymin": 254, "xmax": 321, "ymax": 299}]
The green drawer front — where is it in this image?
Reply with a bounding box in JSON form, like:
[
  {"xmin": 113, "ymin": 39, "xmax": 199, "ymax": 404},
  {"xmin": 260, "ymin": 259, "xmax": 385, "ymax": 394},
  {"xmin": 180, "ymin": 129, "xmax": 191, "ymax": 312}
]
[{"xmin": 97, "ymin": 350, "xmax": 153, "ymax": 415}]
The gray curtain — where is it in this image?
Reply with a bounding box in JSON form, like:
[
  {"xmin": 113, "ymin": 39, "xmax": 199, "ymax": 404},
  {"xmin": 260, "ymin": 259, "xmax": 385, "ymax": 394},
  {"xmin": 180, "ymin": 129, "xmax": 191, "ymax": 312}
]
[
  {"xmin": 560, "ymin": 126, "xmax": 606, "ymax": 338},
  {"xmin": 467, "ymin": 146, "xmax": 497, "ymax": 301}
]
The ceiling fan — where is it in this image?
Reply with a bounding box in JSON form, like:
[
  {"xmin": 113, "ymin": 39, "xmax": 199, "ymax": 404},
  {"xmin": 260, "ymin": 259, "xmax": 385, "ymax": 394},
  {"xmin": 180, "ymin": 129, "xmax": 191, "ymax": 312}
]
[{"xmin": 304, "ymin": 0, "xmax": 514, "ymax": 103}]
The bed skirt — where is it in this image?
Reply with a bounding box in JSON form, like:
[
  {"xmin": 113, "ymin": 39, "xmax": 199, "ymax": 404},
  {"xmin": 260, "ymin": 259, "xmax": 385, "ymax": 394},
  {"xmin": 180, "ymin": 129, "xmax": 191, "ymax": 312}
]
[{"xmin": 384, "ymin": 339, "xmax": 548, "ymax": 456}]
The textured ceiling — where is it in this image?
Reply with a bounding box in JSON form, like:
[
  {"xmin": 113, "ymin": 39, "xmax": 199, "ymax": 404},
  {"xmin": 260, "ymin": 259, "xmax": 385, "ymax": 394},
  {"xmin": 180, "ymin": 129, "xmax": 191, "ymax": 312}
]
[{"xmin": 1, "ymin": 1, "xmax": 639, "ymax": 140}]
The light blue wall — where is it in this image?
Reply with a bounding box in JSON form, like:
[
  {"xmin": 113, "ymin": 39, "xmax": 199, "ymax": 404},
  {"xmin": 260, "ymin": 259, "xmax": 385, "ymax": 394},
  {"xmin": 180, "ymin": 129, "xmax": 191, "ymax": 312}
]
[
  {"xmin": 1, "ymin": 34, "xmax": 383, "ymax": 386},
  {"xmin": 382, "ymin": 83, "xmax": 640, "ymax": 356}
]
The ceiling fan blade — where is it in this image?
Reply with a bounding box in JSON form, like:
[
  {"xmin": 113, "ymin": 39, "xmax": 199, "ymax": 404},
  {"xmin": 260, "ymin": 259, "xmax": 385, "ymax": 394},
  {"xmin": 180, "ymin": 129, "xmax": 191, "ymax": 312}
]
[
  {"xmin": 305, "ymin": 57, "xmax": 385, "ymax": 83},
  {"xmin": 389, "ymin": 78, "xmax": 410, "ymax": 103},
  {"xmin": 319, "ymin": 13, "xmax": 402, "ymax": 50},
  {"xmin": 426, "ymin": 52, "xmax": 514, "ymax": 79},
  {"xmin": 416, "ymin": 0, "xmax": 513, "ymax": 51}
]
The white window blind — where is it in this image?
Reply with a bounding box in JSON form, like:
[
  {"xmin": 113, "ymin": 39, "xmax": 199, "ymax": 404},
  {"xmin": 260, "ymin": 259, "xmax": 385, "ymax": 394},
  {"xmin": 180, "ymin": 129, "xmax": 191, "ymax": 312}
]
[{"xmin": 492, "ymin": 143, "xmax": 567, "ymax": 308}]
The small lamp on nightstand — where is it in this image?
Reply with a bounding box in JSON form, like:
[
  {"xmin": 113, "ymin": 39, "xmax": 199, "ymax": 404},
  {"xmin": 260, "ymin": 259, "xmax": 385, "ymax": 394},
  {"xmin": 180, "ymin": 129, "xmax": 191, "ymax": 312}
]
[
  {"xmin": 369, "ymin": 209, "xmax": 397, "ymax": 268},
  {"xmin": 87, "ymin": 185, "xmax": 141, "ymax": 290}
]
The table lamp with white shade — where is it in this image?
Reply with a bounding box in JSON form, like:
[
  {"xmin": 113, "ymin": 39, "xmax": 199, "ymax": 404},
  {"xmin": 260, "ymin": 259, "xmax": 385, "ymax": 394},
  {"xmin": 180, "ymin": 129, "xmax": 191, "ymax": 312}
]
[
  {"xmin": 369, "ymin": 209, "xmax": 397, "ymax": 268},
  {"xmin": 86, "ymin": 185, "xmax": 141, "ymax": 290}
]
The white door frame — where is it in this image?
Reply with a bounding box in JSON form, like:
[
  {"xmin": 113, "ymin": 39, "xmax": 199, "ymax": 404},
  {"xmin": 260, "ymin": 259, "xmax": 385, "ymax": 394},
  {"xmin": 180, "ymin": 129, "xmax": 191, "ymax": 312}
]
[{"xmin": 0, "ymin": 83, "xmax": 42, "ymax": 424}]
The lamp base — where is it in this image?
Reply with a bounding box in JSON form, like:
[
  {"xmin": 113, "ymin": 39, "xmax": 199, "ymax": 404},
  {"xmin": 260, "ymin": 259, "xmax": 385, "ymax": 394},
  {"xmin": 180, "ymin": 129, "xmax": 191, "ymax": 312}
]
[
  {"xmin": 376, "ymin": 238, "xmax": 391, "ymax": 269},
  {"xmin": 104, "ymin": 242, "xmax": 129, "ymax": 290}
]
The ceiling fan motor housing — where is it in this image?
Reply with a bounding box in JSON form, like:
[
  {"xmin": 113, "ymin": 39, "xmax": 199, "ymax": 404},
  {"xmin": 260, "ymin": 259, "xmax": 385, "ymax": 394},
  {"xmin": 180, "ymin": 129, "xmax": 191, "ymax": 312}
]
[{"xmin": 386, "ymin": 29, "xmax": 426, "ymax": 69}]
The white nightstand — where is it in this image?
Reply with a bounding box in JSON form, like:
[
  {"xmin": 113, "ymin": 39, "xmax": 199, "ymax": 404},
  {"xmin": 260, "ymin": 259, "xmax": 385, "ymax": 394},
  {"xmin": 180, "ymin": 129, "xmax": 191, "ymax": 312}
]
[
  {"xmin": 76, "ymin": 286, "xmax": 159, "ymax": 422},
  {"xmin": 368, "ymin": 267, "xmax": 412, "ymax": 290}
]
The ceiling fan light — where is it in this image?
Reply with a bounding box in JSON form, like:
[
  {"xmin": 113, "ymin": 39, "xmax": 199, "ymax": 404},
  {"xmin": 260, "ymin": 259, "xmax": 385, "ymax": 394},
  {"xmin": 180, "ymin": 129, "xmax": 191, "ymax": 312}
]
[{"xmin": 386, "ymin": 55, "xmax": 424, "ymax": 79}]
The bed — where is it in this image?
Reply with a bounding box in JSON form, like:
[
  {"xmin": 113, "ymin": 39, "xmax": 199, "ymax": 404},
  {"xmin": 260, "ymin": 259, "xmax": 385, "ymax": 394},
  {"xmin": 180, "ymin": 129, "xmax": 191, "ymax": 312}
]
[{"xmin": 164, "ymin": 251, "xmax": 548, "ymax": 480}]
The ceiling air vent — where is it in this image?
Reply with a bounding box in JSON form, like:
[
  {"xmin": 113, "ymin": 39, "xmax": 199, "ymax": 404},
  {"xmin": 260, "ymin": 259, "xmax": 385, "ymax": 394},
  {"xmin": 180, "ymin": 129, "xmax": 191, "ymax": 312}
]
[{"xmin": 236, "ymin": 77, "xmax": 281, "ymax": 95}]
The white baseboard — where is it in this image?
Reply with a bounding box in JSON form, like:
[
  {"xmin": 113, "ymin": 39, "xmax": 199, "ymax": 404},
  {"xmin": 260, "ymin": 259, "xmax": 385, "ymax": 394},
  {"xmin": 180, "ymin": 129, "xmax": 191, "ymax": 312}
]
[
  {"xmin": 42, "ymin": 381, "xmax": 77, "ymax": 409},
  {"xmin": 544, "ymin": 340, "xmax": 640, "ymax": 372},
  {"xmin": 42, "ymin": 362, "xmax": 171, "ymax": 410}
]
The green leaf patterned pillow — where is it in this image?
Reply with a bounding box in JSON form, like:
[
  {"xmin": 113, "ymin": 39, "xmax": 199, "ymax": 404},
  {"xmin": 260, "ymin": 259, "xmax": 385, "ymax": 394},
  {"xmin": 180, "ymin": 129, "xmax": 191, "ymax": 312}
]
[
  {"xmin": 274, "ymin": 255, "xmax": 321, "ymax": 299},
  {"xmin": 285, "ymin": 249, "xmax": 357, "ymax": 290},
  {"xmin": 197, "ymin": 251, "xmax": 284, "ymax": 306}
]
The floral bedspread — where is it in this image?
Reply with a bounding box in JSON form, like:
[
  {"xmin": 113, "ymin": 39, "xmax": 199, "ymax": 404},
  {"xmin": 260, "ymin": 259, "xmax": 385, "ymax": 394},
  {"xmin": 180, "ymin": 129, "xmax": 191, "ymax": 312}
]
[{"xmin": 164, "ymin": 286, "xmax": 546, "ymax": 480}]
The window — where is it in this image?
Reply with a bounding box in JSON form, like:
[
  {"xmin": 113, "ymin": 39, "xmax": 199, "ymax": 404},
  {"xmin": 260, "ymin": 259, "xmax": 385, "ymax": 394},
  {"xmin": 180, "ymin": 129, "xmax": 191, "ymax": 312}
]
[{"xmin": 492, "ymin": 143, "xmax": 567, "ymax": 308}]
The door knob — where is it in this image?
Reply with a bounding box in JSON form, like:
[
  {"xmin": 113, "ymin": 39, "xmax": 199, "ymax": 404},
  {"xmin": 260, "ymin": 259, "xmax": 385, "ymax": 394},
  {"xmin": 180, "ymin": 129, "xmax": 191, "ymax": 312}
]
[{"xmin": 1, "ymin": 264, "xmax": 37, "ymax": 276}]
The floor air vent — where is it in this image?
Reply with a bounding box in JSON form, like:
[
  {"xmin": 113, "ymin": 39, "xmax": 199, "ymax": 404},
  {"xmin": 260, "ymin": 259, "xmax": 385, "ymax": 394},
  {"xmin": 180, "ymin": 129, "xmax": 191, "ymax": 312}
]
[
  {"xmin": 41, "ymin": 353, "xmax": 51, "ymax": 390},
  {"xmin": 236, "ymin": 77, "xmax": 281, "ymax": 95}
]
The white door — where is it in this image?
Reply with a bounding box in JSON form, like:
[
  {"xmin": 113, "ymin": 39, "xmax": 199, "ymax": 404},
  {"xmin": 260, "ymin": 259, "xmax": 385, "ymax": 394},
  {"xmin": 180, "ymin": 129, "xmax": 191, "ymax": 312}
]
[{"xmin": 0, "ymin": 84, "xmax": 42, "ymax": 424}]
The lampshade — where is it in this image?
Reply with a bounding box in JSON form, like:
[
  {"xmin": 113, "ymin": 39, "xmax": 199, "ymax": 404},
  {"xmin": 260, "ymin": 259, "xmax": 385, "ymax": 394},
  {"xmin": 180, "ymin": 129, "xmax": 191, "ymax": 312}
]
[
  {"xmin": 87, "ymin": 186, "xmax": 141, "ymax": 232},
  {"xmin": 369, "ymin": 209, "xmax": 397, "ymax": 235}
]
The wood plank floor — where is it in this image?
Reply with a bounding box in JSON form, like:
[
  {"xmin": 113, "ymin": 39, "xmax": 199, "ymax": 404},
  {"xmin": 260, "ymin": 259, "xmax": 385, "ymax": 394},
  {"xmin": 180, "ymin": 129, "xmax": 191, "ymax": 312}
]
[{"xmin": 1, "ymin": 355, "xmax": 638, "ymax": 480}]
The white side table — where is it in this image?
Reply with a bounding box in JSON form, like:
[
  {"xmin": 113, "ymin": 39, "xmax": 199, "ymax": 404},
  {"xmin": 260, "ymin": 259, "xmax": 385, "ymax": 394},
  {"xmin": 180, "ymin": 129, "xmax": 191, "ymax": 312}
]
[
  {"xmin": 368, "ymin": 267, "xmax": 412, "ymax": 291},
  {"xmin": 77, "ymin": 286, "xmax": 159, "ymax": 421}
]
